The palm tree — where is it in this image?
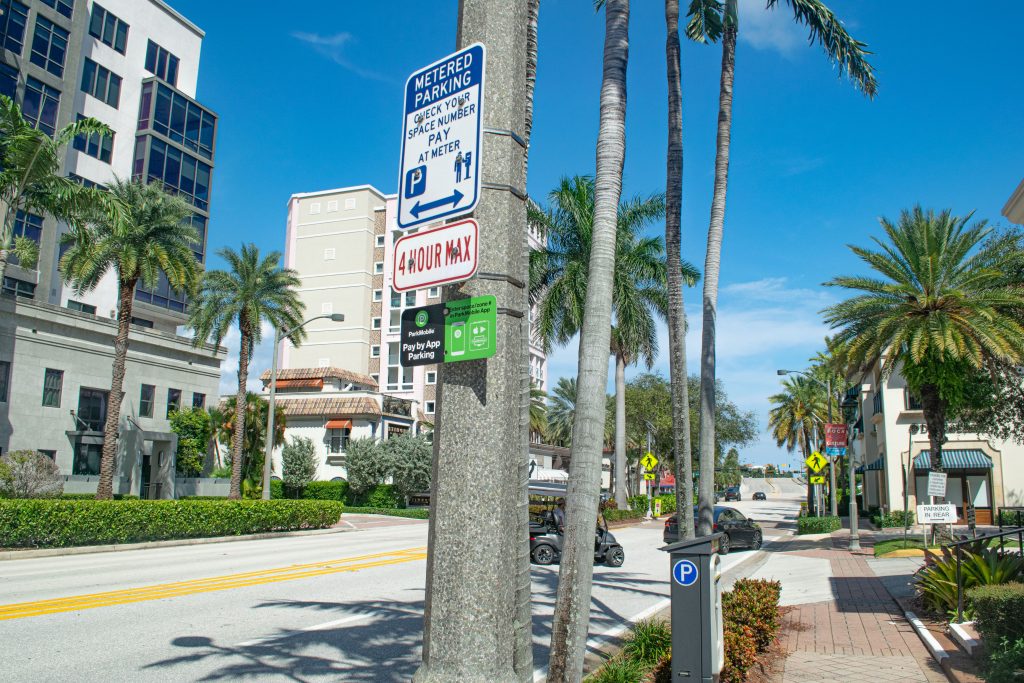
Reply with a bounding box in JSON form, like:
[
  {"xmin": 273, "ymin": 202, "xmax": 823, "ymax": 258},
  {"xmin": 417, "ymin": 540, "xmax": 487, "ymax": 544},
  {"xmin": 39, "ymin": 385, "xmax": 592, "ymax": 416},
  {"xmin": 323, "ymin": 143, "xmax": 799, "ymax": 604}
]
[
  {"xmin": 547, "ymin": 377, "xmax": 577, "ymax": 446},
  {"xmin": 531, "ymin": 178, "xmax": 698, "ymax": 509},
  {"xmin": 530, "ymin": 385, "xmax": 548, "ymax": 440},
  {"xmin": 663, "ymin": 0, "xmax": 696, "ymax": 540},
  {"xmin": 824, "ymin": 207, "xmax": 1024, "ymax": 472},
  {"xmin": 0, "ymin": 96, "xmax": 119, "ymax": 282},
  {"xmin": 188, "ymin": 244, "xmax": 305, "ymax": 499},
  {"xmin": 206, "ymin": 405, "xmax": 227, "ymax": 468},
  {"xmin": 61, "ymin": 179, "xmax": 198, "ymax": 500},
  {"xmin": 687, "ymin": 0, "xmax": 877, "ymax": 535},
  {"xmin": 768, "ymin": 375, "xmax": 824, "ymax": 508},
  {"xmin": 546, "ymin": 0, "xmax": 629, "ymax": 676},
  {"xmin": 218, "ymin": 392, "xmax": 286, "ymax": 489}
]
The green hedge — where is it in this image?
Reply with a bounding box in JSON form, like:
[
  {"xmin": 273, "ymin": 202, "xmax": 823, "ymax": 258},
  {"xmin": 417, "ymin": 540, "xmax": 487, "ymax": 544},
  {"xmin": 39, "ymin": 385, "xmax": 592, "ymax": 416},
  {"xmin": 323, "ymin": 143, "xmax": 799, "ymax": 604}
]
[
  {"xmin": 605, "ymin": 509, "xmax": 644, "ymax": 523},
  {"xmin": 57, "ymin": 493, "xmax": 139, "ymax": 500},
  {"xmin": 968, "ymin": 582, "xmax": 1024, "ymax": 644},
  {"xmin": 344, "ymin": 506, "xmax": 429, "ymax": 519},
  {"xmin": 0, "ymin": 499, "xmax": 344, "ymax": 548},
  {"xmin": 271, "ymin": 480, "xmax": 400, "ymax": 508},
  {"xmin": 872, "ymin": 509, "xmax": 914, "ymax": 528},
  {"xmin": 797, "ymin": 515, "xmax": 841, "ymax": 535}
]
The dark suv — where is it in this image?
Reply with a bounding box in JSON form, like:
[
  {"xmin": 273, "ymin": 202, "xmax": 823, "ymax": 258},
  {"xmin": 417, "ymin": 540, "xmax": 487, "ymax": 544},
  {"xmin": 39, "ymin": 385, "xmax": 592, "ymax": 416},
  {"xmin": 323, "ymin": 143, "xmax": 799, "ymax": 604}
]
[{"xmin": 724, "ymin": 486, "xmax": 741, "ymax": 501}]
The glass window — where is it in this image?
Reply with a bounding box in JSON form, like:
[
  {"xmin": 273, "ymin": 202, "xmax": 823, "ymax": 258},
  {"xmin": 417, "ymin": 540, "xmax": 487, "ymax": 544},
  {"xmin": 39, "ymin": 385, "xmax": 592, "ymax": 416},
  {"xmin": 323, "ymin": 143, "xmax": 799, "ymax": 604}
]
[
  {"xmin": 425, "ymin": 401, "xmax": 435, "ymax": 414},
  {"xmin": 89, "ymin": 4, "xmax": 128, "ymax": 54},
  {"xmin": 8, "ymin": 211, "xmax": 43, "ymax": 267},
  {"xmin": 426, "ymin": 371, "xmax": 436, "ymax": 385},
  {"xmin": 373, "ymin": 289, "xmax": 382, "ymax": 302},
  {"xmin": 0, "ymin": 360, "xmax": 9, "ymax": 402},
  {"xmin": 371, "ymin": 345, "xmax": 380, "ymax": 357},
  {"xmin": 139, "ymin": 384, "xmax": 154, "ymax": 417},
  {"xmin": 0, "ymin": 0, "xmax": 29, "ymax": 55},
  {"xmin": 66, "ymin": 300, "xmax": 97, "ymax": 314},
  {"xmin": 38, "ymin": 449, "xmax": 56, "ymax": 460},
  {"xmin": 428, "ymin": 287, "xmax": 440, "ymax": 298},
  {"xmin": 72, "ymin": 115, "xmax": 114, "ymax": 163},
  {"xmin": 968, "ymin": 475, "xmax": 990, "ymax": 508},
  {"xmin": 30, "ymin": 15, "xmax": 69, "ymax": 77},
  {"xmin": 39, "ymin": 0, "xmax": 73, "ymax": 19},
  {"xmin": 405, "ymin": 292, "xmax": 416, "ymax": 307},
  {"xmin": 2, "ymin": 276, "xmax": 36, "ymax": 298},
  {"xmin": 166, "ymin": 388, "xmax": 181, "ymax": 417},
  {"xmin": 22, "ymin": 77, "xmax": 60, "ymax": 136},
  {"xmin": 376, "ymin": 235, "xmax": 385, "ymax": 247},
  {"xmin": 73, "ymin": 442, "xmax": 102, "ymax": 475},
  {"xmin": 80, "ymin": 58, "xmax": 121, "ymax": 108},
  {"xmin": 372, "ymin": 318, "xmax": 381, "ymax": 329},
  {"xmin": 329, "ymin": 428, "xmax": 350, "ymax": 453},
  {"xmin": 0, "ymin": 61, "xmax": 17, "ymax": 101},
  {"xmin": 374, "ymin": 262, "xmax": 384, "ymax": 274},
  {"xmin": 42, "ymin": 369, "xmax": 63, "ymax": 407},
  {"xmin": 77, "ymin": 388, "xmax": 108, "ymax": 431},
  {"xmin": 192, "ymin": 392, "xmax": 205, "ymax": 409},
  {"xmin": 144, "ymin": 40, "xmax": 179, "ymax": 86},
  {"xmin": 131, "ymin": 317, "xmax": 154, "ymax": 329}
]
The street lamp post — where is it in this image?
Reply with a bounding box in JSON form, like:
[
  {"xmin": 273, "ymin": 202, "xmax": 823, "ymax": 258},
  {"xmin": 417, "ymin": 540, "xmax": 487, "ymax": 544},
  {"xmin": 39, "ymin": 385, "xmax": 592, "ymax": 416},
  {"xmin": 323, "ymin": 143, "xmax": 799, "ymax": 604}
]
[{"xmin": 262, "ymin": 313, "xmax": 345, "ymax": 500}]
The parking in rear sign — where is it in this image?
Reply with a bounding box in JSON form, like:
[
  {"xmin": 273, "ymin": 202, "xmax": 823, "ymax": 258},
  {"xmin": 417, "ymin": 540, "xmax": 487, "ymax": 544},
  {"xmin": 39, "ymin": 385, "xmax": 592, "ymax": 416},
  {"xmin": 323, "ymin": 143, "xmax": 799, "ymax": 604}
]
[{"xmin": 398, "ymin": 43, "xmax": 485, "ymax": 229}]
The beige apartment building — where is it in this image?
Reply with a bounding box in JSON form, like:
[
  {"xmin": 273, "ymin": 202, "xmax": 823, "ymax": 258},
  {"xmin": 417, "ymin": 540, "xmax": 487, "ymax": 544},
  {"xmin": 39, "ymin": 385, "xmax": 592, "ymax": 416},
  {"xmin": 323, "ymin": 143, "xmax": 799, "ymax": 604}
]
[{"xmin": 283, "ymin": 184, "xmax": 548, "ymax": 427}]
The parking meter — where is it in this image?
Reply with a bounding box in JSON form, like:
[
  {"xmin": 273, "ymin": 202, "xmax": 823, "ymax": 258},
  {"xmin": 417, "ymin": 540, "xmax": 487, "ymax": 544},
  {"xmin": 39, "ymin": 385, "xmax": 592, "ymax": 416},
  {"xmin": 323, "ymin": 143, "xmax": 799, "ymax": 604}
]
[{"xmin": 662, "ymin": 534, "xmax": 724, "ymax": 681}]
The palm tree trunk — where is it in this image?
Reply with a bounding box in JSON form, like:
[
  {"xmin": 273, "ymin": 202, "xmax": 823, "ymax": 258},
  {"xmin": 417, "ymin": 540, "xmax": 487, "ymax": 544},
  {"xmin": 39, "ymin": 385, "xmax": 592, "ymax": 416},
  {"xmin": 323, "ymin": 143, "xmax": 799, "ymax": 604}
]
[
  {"xmin": 697, "ymin": 7, "xmax": 736, "ymax": 536},
  {"xmin": 547, "ymin": 1, "xmax": 629, "ymax": 679},
  {"xmin": 664, "ymin": 0, "xmax": 694, "ymax": 539},
  {"xmin": 230, "ymin": 322, "xmax": 251, "ymax": 499},
  {"xmin": 514, "ymin": 4, "xmax": 540, "ymax": 678},
  {"xmin": 95, "ymin": 278, "xmax": 137, "ymax": 500},
  {"xmin": 614, "ymin": 351, "xmax": 628, "ymax": 509},
  {"xmin": 919, "ymin": 383, "xmax": 946, "ymax": 472}
]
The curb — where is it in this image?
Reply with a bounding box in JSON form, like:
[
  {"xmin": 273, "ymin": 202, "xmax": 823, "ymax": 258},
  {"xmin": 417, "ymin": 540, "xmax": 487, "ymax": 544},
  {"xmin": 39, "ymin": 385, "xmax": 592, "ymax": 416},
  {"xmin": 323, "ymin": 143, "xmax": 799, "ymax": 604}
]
[
  {"xmin": 948, "ymin": 622, "xmax": 979, "ymax": 656},
  {"xmin": 0, "ymin": 525, "xmax": 354, "ymax": 562},
  {"xmin": 905, "ymin": 610, "xmax": 951, "ymax": 665}
]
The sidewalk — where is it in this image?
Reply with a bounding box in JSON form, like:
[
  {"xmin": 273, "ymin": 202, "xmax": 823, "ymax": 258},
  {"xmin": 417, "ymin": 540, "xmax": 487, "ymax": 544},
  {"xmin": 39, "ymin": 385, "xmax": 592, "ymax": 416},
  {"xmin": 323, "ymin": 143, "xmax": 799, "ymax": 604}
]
[{"xmin": 748, "ymin": 529, "xmax": 947, "ymax": 683}]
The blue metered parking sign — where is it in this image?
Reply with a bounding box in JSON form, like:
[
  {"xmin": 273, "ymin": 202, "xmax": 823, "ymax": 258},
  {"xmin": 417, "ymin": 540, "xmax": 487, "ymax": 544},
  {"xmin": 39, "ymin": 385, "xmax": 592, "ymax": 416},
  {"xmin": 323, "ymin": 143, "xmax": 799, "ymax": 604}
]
[
  {"xmin": 673, "ymin": 559, "xmax": 699, "ymax": 587},
  {"xmin": 398, "ymin": 43, "xmax": 485, "ymax": 229}
]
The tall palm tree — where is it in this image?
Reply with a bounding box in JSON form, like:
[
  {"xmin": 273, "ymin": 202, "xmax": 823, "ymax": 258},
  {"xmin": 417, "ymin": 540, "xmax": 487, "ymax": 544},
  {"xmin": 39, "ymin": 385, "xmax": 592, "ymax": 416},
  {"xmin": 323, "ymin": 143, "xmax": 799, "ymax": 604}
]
[
  {"xmin": 824, "ymin": 207, "xmax": 1024, "ymax": 472},
  {"xmin": 530, "ymin": 385, "xmax": 549, "ymax": 440},
  {"xmin": 61, "ymin": 179, "xmax": 199, "ymax": 499},
  {"xmin": 547, "ymin": 377, "xmax": 577, "ymax": 446},
  {"xmin": 0, "ymin": 96, "xmax": 119, "ymax": 282},
  {"xmin": 218, "ymin": 392, "xmax": 286, "ymax": 488},
  {"xmin": 546, "ymin": 0, "xmax": 629, "ymax": 676},
  {"xmin": 188, "ymin": 244, "xmax": 305, "ymax": 499},
  {"xmin": 663, "ymin": 0, "xmax": 695, "ymax": 540},
  {"xmin": 687, "ymin": 0, "xmax": 877, "ymax": 535},
  {"xmin": 768, "ymin": 376, "xmax": 824, "ymax": 507},
  {"xmin": 531, "ymin": 179, "xmax": 698, "ymax": 509}
]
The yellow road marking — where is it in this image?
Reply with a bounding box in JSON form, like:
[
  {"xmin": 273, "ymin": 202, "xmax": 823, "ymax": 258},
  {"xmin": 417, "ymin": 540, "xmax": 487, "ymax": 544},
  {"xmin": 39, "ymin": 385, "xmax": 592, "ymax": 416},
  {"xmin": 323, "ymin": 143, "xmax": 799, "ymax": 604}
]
[{"xmin": 0, "ymin": 546, "xmax": 427, "ymax": 621}]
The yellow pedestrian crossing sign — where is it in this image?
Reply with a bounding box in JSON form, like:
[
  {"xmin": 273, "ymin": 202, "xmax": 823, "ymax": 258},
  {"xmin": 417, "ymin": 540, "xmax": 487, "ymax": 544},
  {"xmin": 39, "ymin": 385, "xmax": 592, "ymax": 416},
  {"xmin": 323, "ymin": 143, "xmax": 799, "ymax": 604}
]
[
  {"xmin": 644, "ymin": 473, "xmax": 655, "ymax": 481},
  {"xmin": 640, "ymin": 452, "xmax": 658, "ymax": 471},
  {"xmin": 805, "ymin": 452, "xmax": 828, "ymax": 473},
  {"xmin": 809, "ymin": 475, "xmax": 826, "ymax": 485}
]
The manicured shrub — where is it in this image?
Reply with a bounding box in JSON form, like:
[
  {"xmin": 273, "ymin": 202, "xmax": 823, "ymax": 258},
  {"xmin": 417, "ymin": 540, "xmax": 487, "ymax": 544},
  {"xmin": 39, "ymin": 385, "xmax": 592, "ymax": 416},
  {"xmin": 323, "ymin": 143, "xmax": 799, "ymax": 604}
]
[
  {"xmin": 983, "ymin": 637, "xmax": 1024, "ymax": 683},
  {"xmin": 968, "ymin": 582, "xmax": 1024, "ymax": 644},
  {"xmin": 58, "ymin": 493, "xmax": 138, "ymax": 500},
  {"xmin": 919, "ymin": 545, "xmax": 1023, "ymax": 618},
  {"xmin": 872, "ymin": 509, "xmax": 914, "ymax": 528},
  {"xmin": 0, "ymin": 450, "xmax": 63, "ymax": 499},
  {"xmin": 656, "ymin": 495, "xmax": 677, "ymax": 514},
  {"xmin": 628, "ymin": 494, "xmax": 649, "ymax": 512},
  {"xmin": 348, "ymin": 484, "xmax": 403, "ymax": 508},
  {"xmin": 604, "ymin": 508, "xmax": 643, "ymax": 523},
  {"xmin": 0, "ymin": 499, "xmax": 343, "ymax": 548},
  {"xmin": 343, "ymin": 506, "xmax": 429, "ymax": 519},
  {"xmin": 723, "ymin": 579, "xmax": 782, "ymax": 652},
  {"xmin": 720, "ymin": 622, "xmax": 757, "ymax": 683},
  {"xmin": 303, "ymin": 480, "xmax": 348, "ymax": 501},
  {"xmin": 281, "ymin": 436, "xmax": 317, "ymax": 490},
  {"xmin": 797, "ymin": 515, "xmax": 841, "ymax": 534},
  {"xmin": 270, "ymin": 479, "xmax": 284, "ymax": 499}
]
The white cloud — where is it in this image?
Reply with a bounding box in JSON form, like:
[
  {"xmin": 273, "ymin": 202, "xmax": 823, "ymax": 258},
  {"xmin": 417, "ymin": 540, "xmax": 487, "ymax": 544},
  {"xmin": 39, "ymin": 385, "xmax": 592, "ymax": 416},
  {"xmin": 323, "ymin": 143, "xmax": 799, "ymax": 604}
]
[
  {"xmin": 737, "ymin": 2, "xmax": 805, "ymax": 55},
  {"xmin": 542, "ymin": 277, "xmax": 838, "ymax": 466},
  {"xmin": 216, "ymin": 321, "xmax": 276, "ymax": 398},
  {"xmin": 290, "ymin": 31, "xmax": 393, "ymax": 82}
]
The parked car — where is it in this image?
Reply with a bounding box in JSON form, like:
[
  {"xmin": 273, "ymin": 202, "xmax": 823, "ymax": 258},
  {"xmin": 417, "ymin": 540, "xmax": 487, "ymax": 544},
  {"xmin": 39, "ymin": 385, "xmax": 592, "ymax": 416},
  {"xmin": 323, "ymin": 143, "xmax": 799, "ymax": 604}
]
[
  {"xmin": 662, "ymin": 506, "xmax": 763, "ymax": 554},
  {"xmin": 724, "ymin": 486, "xmax": 741, "ymax": 501},
  {"xmin": 753, "ymin": 491, "xmax": 767, "ymax": 501}
]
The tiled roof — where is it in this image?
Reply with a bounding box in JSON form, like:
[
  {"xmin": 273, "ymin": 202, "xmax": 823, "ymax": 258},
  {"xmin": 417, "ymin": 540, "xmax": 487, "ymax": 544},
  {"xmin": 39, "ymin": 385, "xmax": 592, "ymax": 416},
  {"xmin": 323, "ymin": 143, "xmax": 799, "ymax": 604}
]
[
  {"xmin": 275, "ymin": 397, "xmax": 381, "ymax": 418},
  {"xmin": 260, "ymin": 366, "xmax": 377, "ymax": 389}
]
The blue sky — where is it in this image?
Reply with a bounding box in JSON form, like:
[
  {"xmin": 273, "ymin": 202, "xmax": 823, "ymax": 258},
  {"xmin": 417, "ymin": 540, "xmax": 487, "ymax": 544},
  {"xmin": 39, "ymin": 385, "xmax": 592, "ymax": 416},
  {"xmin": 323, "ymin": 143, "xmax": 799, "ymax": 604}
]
[{"xmin": 172, "ymin": 0, "xmax": 1024, "ymax": 466}]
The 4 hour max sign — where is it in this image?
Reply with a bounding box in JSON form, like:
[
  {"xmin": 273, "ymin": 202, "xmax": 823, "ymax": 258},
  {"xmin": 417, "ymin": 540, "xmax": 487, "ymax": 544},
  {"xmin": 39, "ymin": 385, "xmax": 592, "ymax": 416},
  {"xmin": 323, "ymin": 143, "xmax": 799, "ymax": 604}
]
[
  {"xmin": 391, "ymin": 219, "xmax": 479, "ymax": 292},
  {"xmin": 398, "ymin": 43, "xmax": 485, "ymax": 229}
]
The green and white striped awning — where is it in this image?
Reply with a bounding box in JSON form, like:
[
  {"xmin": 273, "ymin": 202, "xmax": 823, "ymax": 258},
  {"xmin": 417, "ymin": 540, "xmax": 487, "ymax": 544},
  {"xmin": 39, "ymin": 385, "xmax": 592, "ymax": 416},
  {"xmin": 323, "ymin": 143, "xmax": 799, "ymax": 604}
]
[
  {"xmin": 856, "ymin": 457, "xmax": 885, "ymax": 473},
  {"xmin": 914, "ymin": 450, "xmax": 993, "ymax": 470}
]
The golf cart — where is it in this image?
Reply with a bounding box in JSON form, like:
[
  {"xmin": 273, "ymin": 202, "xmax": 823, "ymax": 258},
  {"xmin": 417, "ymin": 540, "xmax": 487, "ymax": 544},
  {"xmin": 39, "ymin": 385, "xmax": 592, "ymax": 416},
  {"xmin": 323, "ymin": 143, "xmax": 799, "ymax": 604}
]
[{"xmin": 527, "ymin": 480, "xmax": 625, "ymax": 567}]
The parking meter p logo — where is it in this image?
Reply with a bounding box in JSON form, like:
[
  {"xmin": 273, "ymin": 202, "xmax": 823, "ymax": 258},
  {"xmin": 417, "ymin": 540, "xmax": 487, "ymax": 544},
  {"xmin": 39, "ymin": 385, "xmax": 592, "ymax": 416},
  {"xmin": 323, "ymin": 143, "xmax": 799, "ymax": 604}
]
[
  {"xmin": 415, "ymin": 310, "xmax": 429, "ymax": 328},
  {"xmin": 672, "ymin": 559, "xmax": 699, "ymax": 587}
]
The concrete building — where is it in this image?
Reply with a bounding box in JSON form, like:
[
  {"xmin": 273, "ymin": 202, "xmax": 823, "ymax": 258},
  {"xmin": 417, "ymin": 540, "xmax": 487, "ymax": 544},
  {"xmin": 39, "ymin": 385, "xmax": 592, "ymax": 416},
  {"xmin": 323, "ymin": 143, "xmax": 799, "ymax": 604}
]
[
  {"xmin": 1004, "ymin": 178, "xmax": 1024, "ymax": 225},
  {"xmin": 284, "ymin": 184, "xmax": 548, "ymax": 427},
  {"xmin": 0, "ymin": 0, "xmax": 223, "ymax": 496},
  {"xmin": 258, "ymin": 367, "xmax": 418, "ymax": 482}
]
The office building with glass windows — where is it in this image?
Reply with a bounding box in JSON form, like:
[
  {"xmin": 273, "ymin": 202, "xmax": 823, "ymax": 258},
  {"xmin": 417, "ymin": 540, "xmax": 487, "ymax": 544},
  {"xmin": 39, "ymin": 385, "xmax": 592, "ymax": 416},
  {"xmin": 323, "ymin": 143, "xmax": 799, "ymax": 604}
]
[{"xmin": 0, "ymin": 0, "xmax": 224, "ymax": 497}]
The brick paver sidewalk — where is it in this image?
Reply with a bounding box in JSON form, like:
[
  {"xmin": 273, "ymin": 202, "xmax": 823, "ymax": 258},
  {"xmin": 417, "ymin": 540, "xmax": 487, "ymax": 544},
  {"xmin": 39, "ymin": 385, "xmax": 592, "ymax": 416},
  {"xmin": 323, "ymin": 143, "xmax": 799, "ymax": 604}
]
[{"xmin": 763, "ymin": 534, "xmax": 947, "ymax": 683}]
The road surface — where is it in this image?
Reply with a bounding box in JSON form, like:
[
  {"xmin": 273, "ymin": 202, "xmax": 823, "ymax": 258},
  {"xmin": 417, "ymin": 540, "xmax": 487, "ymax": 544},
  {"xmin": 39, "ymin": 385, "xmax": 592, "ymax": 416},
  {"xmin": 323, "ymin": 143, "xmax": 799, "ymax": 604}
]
[{"xmin": 0, "ymin": 500, "xmax": 800, "ymax": 681}]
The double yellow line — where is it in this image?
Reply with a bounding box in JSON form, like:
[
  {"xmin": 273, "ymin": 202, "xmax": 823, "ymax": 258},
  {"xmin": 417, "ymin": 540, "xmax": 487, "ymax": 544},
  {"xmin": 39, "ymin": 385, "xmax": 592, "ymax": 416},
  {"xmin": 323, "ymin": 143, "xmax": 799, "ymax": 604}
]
[{"xmin": 0, "ymin": 546, "xmax": 427, "ymax": 621}]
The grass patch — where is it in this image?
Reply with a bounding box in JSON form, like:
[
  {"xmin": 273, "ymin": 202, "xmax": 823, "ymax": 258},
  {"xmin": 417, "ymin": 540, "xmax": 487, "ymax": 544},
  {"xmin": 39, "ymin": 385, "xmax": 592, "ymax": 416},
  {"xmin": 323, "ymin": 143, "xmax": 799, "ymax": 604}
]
[{"xmin": 873, "ymin": 538, "xmax": 938, "ymax": 557}]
